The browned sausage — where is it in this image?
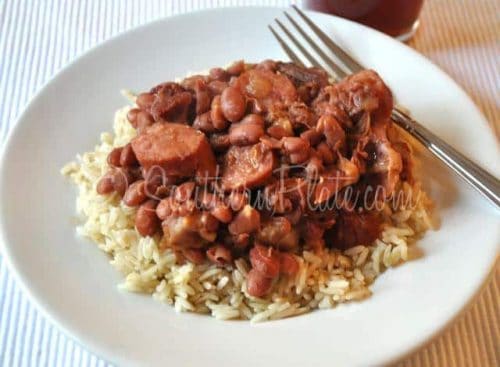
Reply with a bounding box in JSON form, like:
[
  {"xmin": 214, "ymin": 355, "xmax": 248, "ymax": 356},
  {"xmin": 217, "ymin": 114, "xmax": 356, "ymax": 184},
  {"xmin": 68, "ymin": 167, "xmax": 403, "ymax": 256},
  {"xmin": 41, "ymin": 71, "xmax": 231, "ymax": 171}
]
[
  {"xmin": 247, "ymin": 269, "xmax": 273, "ymax": 297},
  {"xmin": 131, "ymin": 123, "xmax": 217, "ymax": 181},
  {"xmin": 221, "ymin": 143, "xmax": 275, "ymax": 190},
  {"xmin": 135, "ymin": 200, "xmax": 160, "ymax": 237}
]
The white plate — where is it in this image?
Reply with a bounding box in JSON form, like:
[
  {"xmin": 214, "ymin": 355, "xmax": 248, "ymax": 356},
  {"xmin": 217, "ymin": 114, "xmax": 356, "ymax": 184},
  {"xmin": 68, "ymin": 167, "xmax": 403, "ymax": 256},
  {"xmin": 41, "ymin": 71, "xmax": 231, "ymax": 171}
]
[{"xmin": 0, "ymin": 7, "xmax": 498, "ymax": 367}]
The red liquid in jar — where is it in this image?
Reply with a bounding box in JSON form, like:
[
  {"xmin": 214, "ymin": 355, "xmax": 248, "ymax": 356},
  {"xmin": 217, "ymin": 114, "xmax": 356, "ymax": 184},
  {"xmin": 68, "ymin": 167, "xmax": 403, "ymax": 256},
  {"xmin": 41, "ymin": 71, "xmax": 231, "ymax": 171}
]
[{"xmin": 304, "ymin": 0, "xmax": 424, "ymax": 38}]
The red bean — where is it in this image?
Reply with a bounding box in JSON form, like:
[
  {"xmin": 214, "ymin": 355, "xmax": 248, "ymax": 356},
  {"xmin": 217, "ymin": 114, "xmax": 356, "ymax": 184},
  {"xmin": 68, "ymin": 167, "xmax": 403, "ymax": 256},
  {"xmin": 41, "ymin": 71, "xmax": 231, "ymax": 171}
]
[
  {"xmin": 174, "ymin": 182, "xmax": 196, "ymax": 202},
  {"xmin": 208, "ymin": 80, "xmax": 229, "ymax": 95},
  {"xmin": 127, "ymin": 108, "xmax": 140, "ymax": 126},
  {"xmin": 136, "ymin": 110, "xmax": 155, "ymax": 131},
  {"xmin": 107, "ymin": 147, "xmax": 123, "ymax": 167},
  {"xmin": 229, "ymin": 123, "xmax": 264, "ymax": 146},
  {"xmin": 249, "ymin": 244, "xmax": 280, "ymax": 278},
  {"xmin": 210, "ymin": 95, "xmax": 229, "ymax": 130},
  {"xmin": 112, "ymin": 168, "xmax": 133, "ymax": 197},
  {"xmin": 300, "ymin": 129, "xmax": 322, "ymax": 146},
  {"xmin": 247, "ymin": 269, "xmax": 273, "ymax": 297},
  {"xmin": 256, "ymin": 59, "xmax": 277, "ymax": 72},
  {"xmin": 220, "ymin": 87, "xmax": 246, "ymax": 123},
  {"xmin": 156, "ymin": 198, "xmax": 172, "ymax": 220},
  {"xmin": 206, "ymin": 245, "xmax": 232, "ymax": 266},
  {"xmin": 210, "ymin": 204, "xmax": 233, "ymax": 223},
  {"xmin": 232, "ymin": 233, "xmax": 250, "ymax": 250},
  {"xmin": 135, "ymin": 200, "xmax": 160, "ymax": 237},
  {"xmin": 316, "ymin": 142, "xmax": 335, "ymax": 164},
  {"xmin": 193, "ymin": 112, "xmax": 216, "ymax": 133},
  {"xmin": 279, "ymin": 253, "xmax": 299, "ymax": 276},
  {"xmin": 136, "ymin": 93, "xmax": 155, "ymax": 109},
  {"xmin": 227, "ymin": 191, "xmax": 249, "ymax": 212},
  {"xmin": 228, "ymin": 205, "xmax": 260, "ymax": 235},
  {"xmin": 96, "ymin": 173, "xmax": 114, "ymax": 195},
  {"xmin": 194, "ymin": 80, "xmax": 211, "ymax": 115},
  {"xmin": 209, "ymin": 133, "xmax": 231, "ymax": 152},
  {"xmin": 119, "ymin": 143, "xmax": 138, "ymax": 167},
  {"xmin": 226, "ymin": 60, "xmax": 245, "ymax": 76},
  {"xmin": 248, "ymin": 98, "xmax": 265, "ymax": 114},
  {"xmin": 123, "ymin": 180, "xmax": 147, "ymax": 206},
  {"xmin": 209, "ymin": 67, "xmax": 230, "ymax": 82},
  {"xmin": 182, "ymin": 248, "xmax": 206, "ymax": 265},
  {"xmin": 282, "ymin": 136, "xmax": 310, "ymax": 164},
  {"xmin": 306, "ymin": 155, "xmax": 324, "ymax": 178},
  {"xmin": 200, "ymin": 211, "xmax": 219, "ymax": 233},
  {"xmin": 267, "ymin": 122, "xmax": 293, "ymax": 139},
  {"xmin": 240, "ymin": 113, "xmax": 265, "ymax": 127}
]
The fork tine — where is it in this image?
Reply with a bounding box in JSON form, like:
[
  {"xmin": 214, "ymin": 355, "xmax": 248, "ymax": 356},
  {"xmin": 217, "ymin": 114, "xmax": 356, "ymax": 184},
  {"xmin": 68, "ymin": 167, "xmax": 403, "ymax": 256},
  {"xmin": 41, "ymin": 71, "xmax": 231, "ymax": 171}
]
[
  {"xmin": 274, "ymin": 19, "xmax": 323, "ymax": 70},
  {"xmin": 292, "ymin": 5, "xmax": 363, "ymax": 73},
  {"xmin": 283, "ymin": 11, "xmax": 347, "ymax": 79},
  {"xmin": 268, "ymin": 25, "xmax": 305, "ymax": 67}
]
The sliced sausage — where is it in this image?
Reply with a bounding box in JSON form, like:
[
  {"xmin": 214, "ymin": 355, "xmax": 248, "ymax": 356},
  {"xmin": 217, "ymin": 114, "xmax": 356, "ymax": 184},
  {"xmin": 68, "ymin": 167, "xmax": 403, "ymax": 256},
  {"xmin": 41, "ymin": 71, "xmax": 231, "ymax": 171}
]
[
  {"xmin": 221, "ymin": 143, "xmax": 275, "ymax": 190},
  {"xmin": 131, "ymin": 123, "xmax": 216, "ymax": 181}
]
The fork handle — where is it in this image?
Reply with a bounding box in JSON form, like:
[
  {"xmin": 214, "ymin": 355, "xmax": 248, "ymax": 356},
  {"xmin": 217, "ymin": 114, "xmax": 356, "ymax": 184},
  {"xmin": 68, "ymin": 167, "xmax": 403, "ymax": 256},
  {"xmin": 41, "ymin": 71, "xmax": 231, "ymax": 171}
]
[{"xmin": 391, "ymin": 108, "xmax": 500, "ymax": 209}]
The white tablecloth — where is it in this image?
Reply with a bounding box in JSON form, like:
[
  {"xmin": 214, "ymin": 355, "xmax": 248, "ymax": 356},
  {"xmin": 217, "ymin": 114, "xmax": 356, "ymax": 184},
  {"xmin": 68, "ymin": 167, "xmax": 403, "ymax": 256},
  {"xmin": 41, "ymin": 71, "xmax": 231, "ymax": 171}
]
[{"xmin": 0, "ymin": 1, "xmax": 498, "ymax": 366}]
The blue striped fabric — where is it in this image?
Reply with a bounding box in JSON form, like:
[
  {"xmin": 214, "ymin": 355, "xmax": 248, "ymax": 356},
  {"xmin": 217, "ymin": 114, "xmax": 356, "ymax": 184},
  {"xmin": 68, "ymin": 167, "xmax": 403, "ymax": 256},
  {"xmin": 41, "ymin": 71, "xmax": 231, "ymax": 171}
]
[{"xmin": 0, "ymin": 1, "xmax": 498, "ymax": 366}]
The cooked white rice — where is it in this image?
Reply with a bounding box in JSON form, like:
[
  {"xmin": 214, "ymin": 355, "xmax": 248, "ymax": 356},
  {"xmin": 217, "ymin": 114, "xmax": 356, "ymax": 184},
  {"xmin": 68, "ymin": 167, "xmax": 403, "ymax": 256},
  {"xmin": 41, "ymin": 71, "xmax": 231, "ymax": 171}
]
[{"xmin": 61, "ymin": 105, "xmax": 435, "ymax": 322}]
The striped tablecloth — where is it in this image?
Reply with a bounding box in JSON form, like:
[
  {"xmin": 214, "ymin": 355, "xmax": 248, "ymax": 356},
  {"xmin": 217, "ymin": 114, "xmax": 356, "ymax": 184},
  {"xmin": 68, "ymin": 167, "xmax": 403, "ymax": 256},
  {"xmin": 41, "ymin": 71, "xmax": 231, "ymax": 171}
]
[{"xmin": 0, "ymin": 1, "xmax": 498, "ymax": 366}]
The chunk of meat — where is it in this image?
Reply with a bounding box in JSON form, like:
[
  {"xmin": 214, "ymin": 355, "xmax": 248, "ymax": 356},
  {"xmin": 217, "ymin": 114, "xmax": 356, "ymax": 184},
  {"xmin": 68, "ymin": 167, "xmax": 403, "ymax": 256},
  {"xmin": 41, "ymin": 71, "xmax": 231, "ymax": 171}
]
[
  {"xmin": 233, "ymin": 68, "xmax": 297, "ymax": 112},
  {"xmin": 221, "ymin": 143, "xmax": 275, "ymax": 190},
  {"xmin": 329, "ymin": 209, "xmax": 382, "ymax": 249},
  {"xmin": 161, "ymin": 211, "xmax": 218, "ymax": 249},
  {"xmin": 314, "ymin": 156, "xmax": 361, "ymax": 204},
  {"xmin": 316, "ymin": 115, "xmax": 346, "ymax": 151},
  {"xmin": 148, "ymin": 82, "xmax": 193, "ymax": 123},
  {"xmin": 277, "ymin": 62, "xmax": 329, "ymax": 103},
  {"xmin": 131, "ymin": 123, "xmax": 216, "ymax": 181},
  {"xmin": 313, "ymin": 70, "xmax": 393, "ymax": 128}
]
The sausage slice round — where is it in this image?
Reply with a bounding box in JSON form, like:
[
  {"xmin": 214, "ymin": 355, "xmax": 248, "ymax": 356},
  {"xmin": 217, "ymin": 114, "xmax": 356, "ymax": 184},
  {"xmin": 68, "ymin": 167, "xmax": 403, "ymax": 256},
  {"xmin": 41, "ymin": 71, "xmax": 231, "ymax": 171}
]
[
  {"xmin": 131, "ymin": 123, "xmax": 216, "ymax": 181},
  {"xmin": 221, "ymin": 143, "xmax": 275, "ymax": 190}
]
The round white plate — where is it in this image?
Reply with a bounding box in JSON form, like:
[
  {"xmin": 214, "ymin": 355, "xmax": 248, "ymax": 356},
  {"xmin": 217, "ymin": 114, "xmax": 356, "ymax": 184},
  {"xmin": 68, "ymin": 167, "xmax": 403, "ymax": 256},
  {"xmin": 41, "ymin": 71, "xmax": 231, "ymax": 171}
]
[{"xmin": 0, "ymin": 7, "xmax": 498, "ymax": 367}]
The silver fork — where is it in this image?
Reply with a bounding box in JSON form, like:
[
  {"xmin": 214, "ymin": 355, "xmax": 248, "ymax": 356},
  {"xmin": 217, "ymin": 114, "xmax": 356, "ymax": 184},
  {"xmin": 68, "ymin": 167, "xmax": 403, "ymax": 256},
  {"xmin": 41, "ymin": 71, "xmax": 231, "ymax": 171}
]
[{"xmin": 269, "ymin": 5, "xmax": 500, "ymax": 210}]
